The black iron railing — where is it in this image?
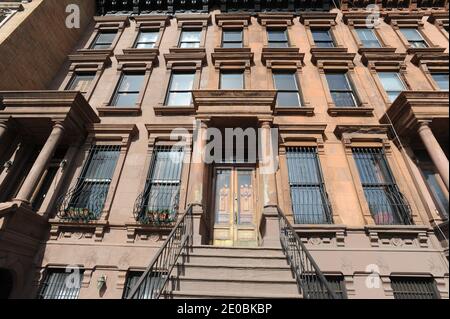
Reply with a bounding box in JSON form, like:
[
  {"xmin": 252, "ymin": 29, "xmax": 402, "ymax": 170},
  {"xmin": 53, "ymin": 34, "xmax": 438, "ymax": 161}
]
[
  {"xmin": 126, "ymin": 204, "xmax": 194, "ymax": 299},
  {"xmin": 133, "ymin": 185, "xmax": 180, "ymax": 226},
  {"xmin": 56, "ymin": 182, "xmax": 110, "ymax": 222},
  {"xmin": 277, "ymin": 206, "xmax": 337, "ymax": 299}
]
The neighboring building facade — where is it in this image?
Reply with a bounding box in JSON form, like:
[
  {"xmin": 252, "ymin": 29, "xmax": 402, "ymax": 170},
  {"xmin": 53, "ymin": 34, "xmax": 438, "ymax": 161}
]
[{"xmin": 0, "ymin": 0, "xmax": 448, "ymax": 299}]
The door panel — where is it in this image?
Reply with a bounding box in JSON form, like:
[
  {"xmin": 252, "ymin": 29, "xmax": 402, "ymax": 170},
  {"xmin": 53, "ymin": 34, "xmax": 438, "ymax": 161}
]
[{"xmin": 213, "ymin": 167, "xmax": 257, "ymax": 247}]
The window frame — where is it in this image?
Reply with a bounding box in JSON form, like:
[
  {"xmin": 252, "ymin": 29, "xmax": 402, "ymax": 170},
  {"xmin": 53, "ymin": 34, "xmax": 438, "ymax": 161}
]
[
  {"xmin": 222, "ymin": 29, "xmax": 244, "ymax": 49},
  {"xmin": 399, "ymin": 28, "xmax": 429, "ymax": 48},
  {"xmin": 129, "ymin": 16, "xmax": 169, "ymax": 50},
  {"xmin": 175, "ymin": 15, "xmax": 209, "ymax": 49},
  {"xmin": 82, "ymin": 16, "xmax": 128, "ymax": 53},
  {"xmin": 355, "ymin": 28, "xmax": 382, "ymax": 48},
  {"xmin": 165, "ymin": 71, "xmax": 196, "ymax": 107},
  {"xmin": 377, "ymin": 71, "xmax": 408, "ymax": 103},
  {"xmin": 311, "ymin": 28, "xmax": 336, "ymax": 48},
  {"xmin": 111, "ymin": 72, "xmax": 146, "ymax": 108},
  {"xmin": 272, "ymin": 71, "xmax": 303, "ymax": 108},
  {"xmin": 325, "ymin": 72, "xmax": 359, "ymax": 108}
]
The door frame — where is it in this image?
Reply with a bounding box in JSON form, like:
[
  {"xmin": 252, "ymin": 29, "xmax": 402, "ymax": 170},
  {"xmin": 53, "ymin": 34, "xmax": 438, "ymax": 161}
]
[{"xmin": 210, "ymin": 164, "xmax": 259, "ymax": 246}]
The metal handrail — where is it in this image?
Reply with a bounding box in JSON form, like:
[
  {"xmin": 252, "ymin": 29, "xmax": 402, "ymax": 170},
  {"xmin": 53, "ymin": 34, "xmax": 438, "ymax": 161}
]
[
  {"xmin": 126, "ymin": 204, "xmax": 195, "ymax": 299},
  {"xmin": 276, "ymin": 206, "xmax": 338, "ymax": 299}
]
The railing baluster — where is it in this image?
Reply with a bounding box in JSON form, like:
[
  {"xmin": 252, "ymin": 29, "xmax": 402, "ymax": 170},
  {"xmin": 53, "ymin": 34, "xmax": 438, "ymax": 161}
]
[{"xmin": 276, "ymin": 206, "xmax": 337, "ymax": 299}]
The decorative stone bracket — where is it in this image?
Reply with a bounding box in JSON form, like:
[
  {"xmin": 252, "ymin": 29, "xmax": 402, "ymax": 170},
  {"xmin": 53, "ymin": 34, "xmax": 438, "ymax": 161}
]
[{"xmin": 365, "ymin": 225, "xmax": 430, "ymax": 249}]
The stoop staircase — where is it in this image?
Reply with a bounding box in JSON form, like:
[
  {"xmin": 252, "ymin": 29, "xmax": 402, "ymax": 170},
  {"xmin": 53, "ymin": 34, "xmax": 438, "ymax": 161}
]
[
  {"xmin": 126, "ymin": 204, "xmax": 336, "ymax": 299},
  {"xmin": 166, "ymin": 246, "xmax": 301, "ymax": 299}
]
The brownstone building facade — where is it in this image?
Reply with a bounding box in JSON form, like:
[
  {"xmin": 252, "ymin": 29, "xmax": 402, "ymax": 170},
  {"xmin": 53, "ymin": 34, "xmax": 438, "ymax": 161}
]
[{"xmin": 0, "ymin": 0, "xmax": 448, "ymax": 299}]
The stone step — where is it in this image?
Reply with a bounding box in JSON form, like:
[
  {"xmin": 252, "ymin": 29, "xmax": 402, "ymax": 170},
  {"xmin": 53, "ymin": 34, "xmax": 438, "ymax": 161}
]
[
  {"xmin": 166, "ymin": 289, "xmax": 302, "ymax": 299},
  {"xmin": 174, "ymin": 263, "xmax": 294, "ymax": 281},
  {"xmin": 169, "ymin": 276, "xmax": 300, "ymax": 295},
  {"xmin": 190, "ymin": 246, "xmax": 285, "ymax": 258},
  {"xmin": 180, "ymin": 253, "xmax": 289, "ymax": 267}
]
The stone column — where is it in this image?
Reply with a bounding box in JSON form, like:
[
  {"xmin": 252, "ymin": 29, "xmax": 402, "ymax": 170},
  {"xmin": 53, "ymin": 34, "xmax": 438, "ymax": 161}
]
[
  {"xmin": 14, "ymin": 122, "xmax": 65, "ymax": 204},
  {"xmin": 0, "ymin": 121, "xmax": 7, "ymax": 143},
  {"xmin": 259, "ymin": 120, "xmax": 280, "ymax": 247},
  {"xmin": 418, "ymin": 121, "xmax": 449, "ymax": 190},
  {"xmin": 187, "ymin": 119, "xmax": 208, "ymax": 244}
]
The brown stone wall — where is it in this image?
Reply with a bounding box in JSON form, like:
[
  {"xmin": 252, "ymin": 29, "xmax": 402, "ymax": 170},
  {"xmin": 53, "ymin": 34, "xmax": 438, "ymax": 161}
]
[{"xmin": 0, "ymin": 0, "xmax": 95, "ymax": 90}]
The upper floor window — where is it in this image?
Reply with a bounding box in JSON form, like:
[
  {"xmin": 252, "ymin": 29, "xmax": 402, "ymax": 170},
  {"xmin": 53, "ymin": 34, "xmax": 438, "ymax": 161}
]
[
  {"xmin": 166, "ymin": 72, "xmax": 195, "ymax": 106},
  {"xmin": 267, "ymin": 29, "xmax": 289, "ymax": 48},
  {"xmin": 59, "ymin": 145, "xmax": 120, "ymax": 221},
  {"xmin": 312, "ymin": 29, "xmax": 335, "ymax": 48},
  {"xmin": 38, "ymin": 268, "xmax": 83, "ymax": 299},
  {"xmin": 352, "ymin": 148, "xmax": 412, "ymax": 225},
  {"xmin": 273, "ymin": 72, "xmax": 301, "ymax": 107},
  {"xmin": 90, "ymin": 30, "xmax": 117, "ymax": 49},
  {"xmin": 222, "ymin": 30, "xmax": 243, "ymax": 48},
  {"xmin": 179, "ymin": 30, "xmax": 201, "ymax": 48},
  {"xmin": 391, "ymin": 277, "xmax": 440, "ymax": 299},
  {"xmin": 134, "ymin": 31, "xmax": 159, "ymax": 49},
  {"xmin": 378, "ymin": 72, "xmax": 407, "ymax": 102},
  {"xmin": 400, "ymin": 28, "xmax": 428, "ymax": 48},
  {"xmin": 431, "ymin": 73, "xmax": 449, "ymax": 91},
  {"xmin": 66, "ymin": 73, "xmax": 95, "ymax": 95},
  {"xmin": 286, "ymin": 147, "xmax": 333, "ymax": 224},
  {"xmin": 356, "ymin": 28, "xmax": 381, "ymax": 48},
  {"xmin": 220, "ymin": 71, "xmax": 244, "ymax": 90},
  {"xmin": 112, "ymin": 73, "xmax": 145, "ymax": 107},
  {"xmin": 325, "ymin": 73, "xmax": 358, "ymax": 107}
]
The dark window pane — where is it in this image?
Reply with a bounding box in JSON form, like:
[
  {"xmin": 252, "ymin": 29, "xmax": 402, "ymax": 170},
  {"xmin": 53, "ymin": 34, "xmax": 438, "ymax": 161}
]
[
  {"xmin": 221, "ymin": 72, "xmax": 244, "ymax": 89},
  {"xmin": 67, "ymin": 73, "xmax": 95, "ymax": 93},
  {"xmin": 268, "ymin": 41, "xmax": 289, "ymax": 48},
  {"xmin": 223, "ymin": 42, "xmax": 243, "ymax": 48},
  {"xmin": 326, "ymin": 73, "xmax": 350, "ymax": 90},
  {"xmin": 356, "ymin": 29, "xmax": 381, "ymax": 48},
  {"xmin": 268, "ymin": 30, "xmax": 287, "ymax": 41},
  {"xmin": 277, "ymin": 92, "xmax": 301, "ymax": 107},
  {"xmin": 180, "ymin": 30, "xmax": 201, "ymax": 48},
  {"xmin": 331, "ymin": 92, "xmax": 356, "ymax": 107},
  {"xmin": 432, "ymin": 73, "xmax": 449, "ymax": 91},
  {"xmin": 273, "ymin": 73, "xmax": 298, "ymax": 91},
  {"xmin": 223, "ymin": 30, "xmax": 242, "ymax": 42},
  {"xmin": 91, "ymin": 31, "xmax": 117, "ymax": 49},
  {"xmin": 312, "ymin": 30, "xmax": 333, "ymax": 41},
  {"xmin": 136, "ymin": 31, "xmax": 158, "ymax": 46}
]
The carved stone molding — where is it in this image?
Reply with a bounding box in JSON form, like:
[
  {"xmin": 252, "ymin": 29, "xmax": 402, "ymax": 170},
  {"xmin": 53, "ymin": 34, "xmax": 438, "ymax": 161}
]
[{"xmin": 365, "ymin": 225, "xmax": 430, "ymax": 248}]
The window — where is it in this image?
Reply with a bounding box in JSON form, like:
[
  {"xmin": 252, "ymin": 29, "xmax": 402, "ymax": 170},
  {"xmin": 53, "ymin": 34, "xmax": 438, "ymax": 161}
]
[
  {"xmin": 400, "ymin": 28, "xmax": 428, "ymax": 48},
  {"xmin": 166, "ymin": 72, "xmax": 195, "ymax": 106},
  {"xmin": 378, "ymin": 72, "xmax": 407, "ymax": 102},
  {"xmin": 112, "ymin": 73, "xmax": 145, "ymax": 107},
  {"xmin": 90, "ymin": 30, "xmax": 117, "ymax": 49},
  {"xmin": 312, "ymin": 29, "xmax": 335, "ymax": 48},
  {"xmin": 356, "ymin": 28, "xmax": 381, "ymax": 48},
  {"xmin": 303, "ymin": 275, "xmax": 347, "ymax": 299},
  {"xmin": 220, "ymin": 71, "xmax": 244, "ymax": 90},
  {"xmin": 38, "ymin": 269, "xmax": 83, "ymax": 299},
  {"xmin": 423, "ymin": 169, "xmax": 449, "ymax": 219},
  {"xmin": 134, "ymin": 31, "xmax": 159, "ymax": 49},
  {"xmin": 391, "ymin": 277, "xmax": 440, "ymax": 299},
  {"xmin": 123, "ymin": 271, "xmax": 166, "ymax": 299},
  {"xmin": 64, "ymin": 145, "xmax": 120, "ymax": 221},
  {"xmin": 267, "ymin": 29, "xmax": 289, "ymax": 48},
  {"xmin": 179, "ymin": 30, "xmax": 201, "ymax": 48},
  {"xmin": 66, "ymin": 73, "xmax": 95, "ymax": 94},
  {"xmin": 431, "ymin": 73, "xmax": 449, "ymax": 91},
  {"xmin": 0, "ymin": 8, "xmax": 16, "ymax": 27},
  {"xmin": 352, "ymin": 148, "xmax": 412, "ymax": 225},
  {"xmin": 325, "ymin": 73, "xmax": 358, "ymax": 107},
  {"xmin": 286, "ymin": 147, "xmax": 333, "ymax": 224},
  {"xmin": 273, "ymin": 72, "xmax": 301, "ymax": 107},
  {"xmin": 136, "ymin": 146, "xmax": 184, "ymax": 225},
  {"xmin": 222, "ymin": 30, "xmax": 243, "ymax": 48}
]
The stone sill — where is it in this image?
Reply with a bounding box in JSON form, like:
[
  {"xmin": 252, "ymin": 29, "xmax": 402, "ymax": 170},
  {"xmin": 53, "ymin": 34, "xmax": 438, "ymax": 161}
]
[
  {"xmin": 406, "ymin": 46, "xmax": 446, "ymax": 55},
  {"xmin": 49, "ymin": 219, "xmax": 109, "ymax": 242},
  {"xmin": 154, "ymin": 105, "xmax": 196, "ymax": 115},
  {"xmin": 98, "ymin": 107, "xmax": 141, "ymax": 116},
  {"xmin": 328, "ymin": 107, "xmax": 374, "ymax": 117},
  {"xmin": 125, "ymin": 222, "xmax": 173, "ymax": 243},
  {"xmin": 76, "ymin": 48, "xmax": 114, "ymax": 56},
  {"xmin": 365, "ymin": 224, "xmax": 430, "ymax": 248},
  {"xmin": 274, "ymin": 106, "xmax": 315, "ymax": 116},
  {"xmin": 293, "ymin": 224, "xmax": 347, "ymax": 247}
]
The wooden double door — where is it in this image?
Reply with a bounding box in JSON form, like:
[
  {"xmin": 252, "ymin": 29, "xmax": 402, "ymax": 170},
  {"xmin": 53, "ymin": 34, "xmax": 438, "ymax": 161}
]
[{"xmin": 212, "ymin": 167, "xmax": 258, "ymax": 247}]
